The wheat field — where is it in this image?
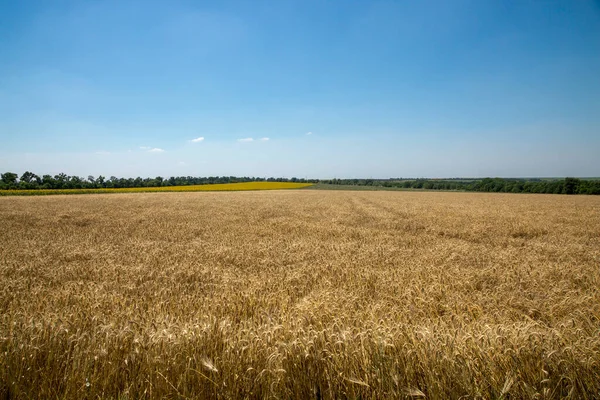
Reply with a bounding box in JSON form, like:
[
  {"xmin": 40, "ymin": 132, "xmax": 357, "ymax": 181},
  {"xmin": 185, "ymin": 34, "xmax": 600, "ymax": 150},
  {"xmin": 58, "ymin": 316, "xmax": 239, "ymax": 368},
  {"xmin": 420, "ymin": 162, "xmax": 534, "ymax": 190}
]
[{"xmin": 1, "ymin": 190, "xmax": 599, "ymax": 399}]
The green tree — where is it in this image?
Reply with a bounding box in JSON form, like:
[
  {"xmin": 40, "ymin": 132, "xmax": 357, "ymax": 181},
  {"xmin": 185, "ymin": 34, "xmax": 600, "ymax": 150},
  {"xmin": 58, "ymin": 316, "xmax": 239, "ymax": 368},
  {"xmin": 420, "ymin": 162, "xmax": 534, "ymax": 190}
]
[
  {"xmin": 88, "ymin": 176, "xmax": 96, "ymax": 188},
  {"xmin": 69, "ymin": 176, "xmax": 84, "ymax": 189},
  {"xmin": 97, "ymin": 176, "xmax": 106, "ymax": 188},
  {"xmin": 54, "ymin": 173, "xmax": 68, "ymax": 189},
  {"xmin": 564, "ymin": 177, "xmax": 580, "ymax": 195},
  {"xmin": 20, "ymin": 171, "xmax": 40, "ymax": 185},
  {"xmin": 1, "ymin": 172, "xmax": 18, "ymax": 186}
]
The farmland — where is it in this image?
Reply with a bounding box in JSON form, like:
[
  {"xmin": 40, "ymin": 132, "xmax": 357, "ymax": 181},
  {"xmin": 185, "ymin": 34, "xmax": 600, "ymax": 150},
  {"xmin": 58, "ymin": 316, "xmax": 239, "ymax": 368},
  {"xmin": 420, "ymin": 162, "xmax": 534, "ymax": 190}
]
[
  {"xmin": 1, "ymin": 190, "xmax": 599, "ymax": 399},
  {"xmin": 0, "ymin": 181, "xmax": 313, "ymax": 196}
]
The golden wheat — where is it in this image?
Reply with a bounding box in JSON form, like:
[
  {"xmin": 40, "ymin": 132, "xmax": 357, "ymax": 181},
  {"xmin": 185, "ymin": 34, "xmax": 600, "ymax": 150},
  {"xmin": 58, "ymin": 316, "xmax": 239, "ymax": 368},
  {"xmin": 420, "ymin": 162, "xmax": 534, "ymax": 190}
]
[{"xmin": 1, "ymin": 191, "xmax": 599, "ymax": 399}]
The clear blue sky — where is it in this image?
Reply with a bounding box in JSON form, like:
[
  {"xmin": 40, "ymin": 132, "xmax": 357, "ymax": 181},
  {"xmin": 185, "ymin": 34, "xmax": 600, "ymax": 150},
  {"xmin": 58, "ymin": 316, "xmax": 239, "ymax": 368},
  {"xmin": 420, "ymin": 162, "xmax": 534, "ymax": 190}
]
[{"xmin": 1, "ymin": 0, "xmax": 599, "ymax": 178}]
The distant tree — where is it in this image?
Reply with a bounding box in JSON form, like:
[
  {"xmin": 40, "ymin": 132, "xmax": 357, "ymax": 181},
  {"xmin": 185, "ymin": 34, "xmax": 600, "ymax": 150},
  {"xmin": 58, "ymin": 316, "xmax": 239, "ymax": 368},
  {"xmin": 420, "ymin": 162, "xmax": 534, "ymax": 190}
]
[
  {"xmin": 53, "ymin": 173, "xmax": 68, "ymax": 189},
  {"xmin": 3, "ymin": 171, "xmax": 599, "ymax": 195},
  {"xmin": 41, "ymin": 175, "xmax": 55, "ymax": 189},
  {"xmin": 1, "ymin": 172, "xmax": 18, "ymax": 186},
  {"xmin": 69, "ymin": 176, "xmax": 84, "ymax": 189},
  {"xmin": 564, "ymin": 178, "xmax": 580, "ymax": 195},
  {"xmin": 107, "ymin": 176, "xmax": 119, "ymax": 188},
  {"xmin": 20, "ymin": 171, "xmax": 40, "ymax": 184},
  {"xmin": 97, "ymin": 176, "xmax": 106, "ymax": 188}
]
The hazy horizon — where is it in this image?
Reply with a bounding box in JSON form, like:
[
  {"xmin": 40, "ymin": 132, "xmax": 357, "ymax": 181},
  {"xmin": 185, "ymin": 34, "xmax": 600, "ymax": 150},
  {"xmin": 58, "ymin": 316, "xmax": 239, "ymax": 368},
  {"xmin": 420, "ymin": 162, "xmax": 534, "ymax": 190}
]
[{"xmin": 1, "ymin": 1, "xmax": 599, "ymax": 178}]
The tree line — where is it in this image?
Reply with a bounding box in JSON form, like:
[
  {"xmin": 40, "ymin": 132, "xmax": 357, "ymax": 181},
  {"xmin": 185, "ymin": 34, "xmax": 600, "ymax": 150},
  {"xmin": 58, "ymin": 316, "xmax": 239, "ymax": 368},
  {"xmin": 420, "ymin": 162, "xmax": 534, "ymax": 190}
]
[
  {"xmin": 0, "ymin": 172, "xmax": 317, "ymax": 190},
  {"xmin": 1, "ymin": 171, "xmax": 599, "ymax": 194},
  {"xmin": 320, "ymin": 177, "xmax": 600, "ymax": 195}
]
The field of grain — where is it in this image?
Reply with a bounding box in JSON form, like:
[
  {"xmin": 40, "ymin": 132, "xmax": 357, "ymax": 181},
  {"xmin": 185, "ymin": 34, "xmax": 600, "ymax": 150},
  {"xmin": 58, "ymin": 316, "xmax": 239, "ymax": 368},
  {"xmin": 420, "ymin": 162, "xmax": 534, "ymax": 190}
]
[
  {"xmin": 1, "ymin": 191, "xmax": 599, "ymax": 399},
  {"xmin": 0, "ymin": 181, "xmax": 313, "ymax": 196}
]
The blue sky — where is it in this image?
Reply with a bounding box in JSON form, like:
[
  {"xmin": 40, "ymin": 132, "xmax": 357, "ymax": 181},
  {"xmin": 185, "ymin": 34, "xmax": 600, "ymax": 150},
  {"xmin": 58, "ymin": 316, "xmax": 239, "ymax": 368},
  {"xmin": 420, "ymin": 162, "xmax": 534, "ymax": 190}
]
[{"xmin": 1, "ymin": 0, "xmax": 599, "ymax": 178}]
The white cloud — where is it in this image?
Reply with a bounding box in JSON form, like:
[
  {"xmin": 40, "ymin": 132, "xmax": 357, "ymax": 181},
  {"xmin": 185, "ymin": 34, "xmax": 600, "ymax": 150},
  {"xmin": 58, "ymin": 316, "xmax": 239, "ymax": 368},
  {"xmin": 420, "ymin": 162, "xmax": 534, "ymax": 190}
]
[
  {"xmin": 140, "ymin": 146, "xmax": 165, "ymax": 153},
  {"xmin": 259, "ymin": 137, "xmax": 269, "ymax": 141},
  {"xmin": 177, "ymin": 161, "xmax": 185, "ymax": 165},
  {"xmin": 190, "ymin": 137, "xmax": 205, "ymax": 143},
  {"xmin": 238, "ymin": 138, "xmax": 254, "ymax": 142},
  {"xmin": 95, "ymin": 151, "xmax": 110, "ymax": 155},
  {"xmin": 306, "ymin": 132, "xmax": 312, "ymax": 135}
]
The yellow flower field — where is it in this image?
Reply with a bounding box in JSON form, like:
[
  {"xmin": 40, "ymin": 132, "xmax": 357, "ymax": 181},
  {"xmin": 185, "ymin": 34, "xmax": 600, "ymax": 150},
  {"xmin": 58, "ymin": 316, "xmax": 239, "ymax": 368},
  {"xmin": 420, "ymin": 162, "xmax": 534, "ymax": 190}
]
[{"xmin": 0, "ymin": 181, "xmax": 313, "ymax": 196}]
